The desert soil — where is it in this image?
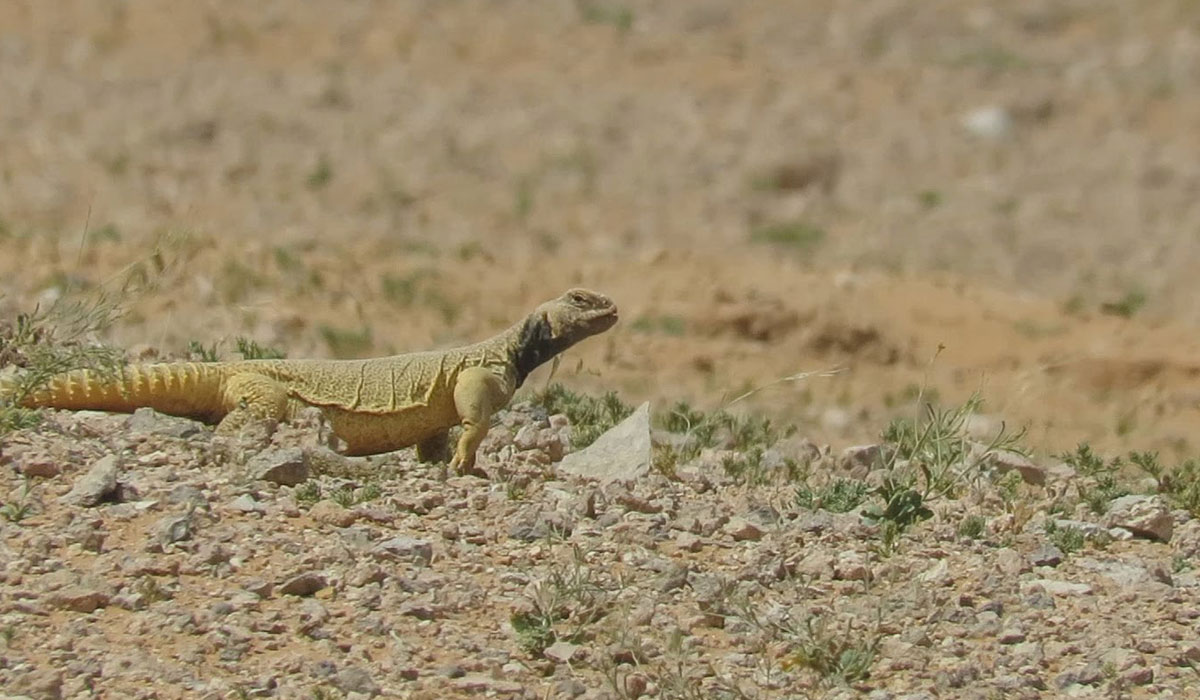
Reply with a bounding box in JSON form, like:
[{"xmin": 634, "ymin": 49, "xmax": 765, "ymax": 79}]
[{"xmin": 3, "ymin": 1, "xmax": 1200, "ymax": 698}]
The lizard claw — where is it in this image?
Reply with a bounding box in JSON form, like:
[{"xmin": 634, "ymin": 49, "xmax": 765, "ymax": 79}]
[{"xmin": 451, "ymin": 455, "xmax": 488, "ymax": 479}]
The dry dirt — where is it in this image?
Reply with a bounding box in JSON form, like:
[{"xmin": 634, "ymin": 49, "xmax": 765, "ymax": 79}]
[{"xmin": 3, "ymin": 1, "xmax": 1200, "ymax": 698}]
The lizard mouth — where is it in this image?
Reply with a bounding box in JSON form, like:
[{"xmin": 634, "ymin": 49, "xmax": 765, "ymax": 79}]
[{"xmin": 593, "ymin": 306, "xmax": 619, "ymax": 330}]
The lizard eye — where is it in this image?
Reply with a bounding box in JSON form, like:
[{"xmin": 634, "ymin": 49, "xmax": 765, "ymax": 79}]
[{"xmin": 568, "ymin": 291, "xmax": 587, "ymax": 305}]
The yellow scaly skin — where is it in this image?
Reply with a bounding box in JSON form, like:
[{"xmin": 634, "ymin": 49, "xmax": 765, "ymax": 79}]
[{"xmin": 7, "ymin": 289, "xmax": 618, "ymax": 475}]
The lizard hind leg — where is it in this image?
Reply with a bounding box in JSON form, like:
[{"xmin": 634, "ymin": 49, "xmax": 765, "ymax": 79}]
[
  {"xmin": 216, "ymin": 373, "xmax": 290, "ymax": 435},
  {"xmin": 416, "ymin": 431, "xmax": 450, "ymax": 464}
]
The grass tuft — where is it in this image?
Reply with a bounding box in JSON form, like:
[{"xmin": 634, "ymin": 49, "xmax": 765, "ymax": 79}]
[
  {"xmin": 749, "ymin": 221, "xmax": 826, "ymax": 251},
  {"xmin": 533, "ymin": 383, "xmax": 633, "ymax": 449}
]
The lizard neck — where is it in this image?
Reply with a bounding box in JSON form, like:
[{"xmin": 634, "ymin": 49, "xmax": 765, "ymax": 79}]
[{"xmin": 505, "ymin": 314, "xmax": 574, "ymax": 388}]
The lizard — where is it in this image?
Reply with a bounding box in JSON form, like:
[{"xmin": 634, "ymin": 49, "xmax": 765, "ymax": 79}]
[{"xmin": 4, "ymin": 288, "xmax": 618, "ymax": 475}]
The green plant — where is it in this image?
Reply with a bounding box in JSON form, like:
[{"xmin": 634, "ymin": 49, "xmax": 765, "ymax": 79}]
[
  {"xmin": 306, "ymin": 155, "xmax": 334, "ymax": 190},
  {"xmin": 91, "ymin": 223, "xmax": 122, "ymax": 243},
  {"xmin": 0, "ymin": 489, "xmax": 33, "ymax": 523},
  {"xmin": 1058, "ymin": 444, "xmax": 1129, "ymax": 514},
  {"xmin": 505, "ymin": 481, "xmax": 528, "ymax": 501},
  {"xmin": 380, "ymin": 270, "xmax": 459, "ymax": 324},
  {"xmin": 577, "ymin": 1, "xmax": 634, "ymax": 31},
  {"xmin": 514, "ymin": 178, "xmax": 535, "ymax": 219},
  {"xmin": 273, "ymin": 245, "xmax": 302, "ymax": 273},
  {"xmin": 781, "ymin": 616, "xmax": 879, "ymax": 685},
  {"xmin": 796, "ymin": 478, "xmax": 870, "ymax": 513},
  {"xmin": 1133, "ymin": 450, "xmax": 1200, "ymax": 518},
  {"xmin": 330, "ymin": 486, "xmax": 356, "ymax": 508},
  {"xmin": 513, "ymin": 545, "xmax": 614, "ymax": 657},
  {"xmin": 1100, "ymin": 289, "xmax": 1147, "ymax": 318},
  {"xmin": 511, "ymin": 608, "xmax": 558, "ymax": 657},
  {"xmin": 136, "ymin": 576, "xmax": 172, "ymax": 603},
  {"xmin": 294, "ymin": 482, "xmax": 321, "ymax": 504},
  {"xmin": 381, "ymin": 269, "xmax": 436, "ymax": 307},
  {"xmin": 319, "ymin": 324, "xmax": 372, "ymax": 358},
  {"xmin": 357, "ymin": 483, "xmax": 381, "ymax": 503},
  {"xmin": 533, "ymin": 384, "xmax": 633, "ymax": 449},
  {"xmin": 0, "ymin": 289, "xmax": 126, "ymax": 436},
  {"xmin": 865, "ymin": 477, "xmax": 933, "ymax": 556},
  {"xmin": 0, "ymin": 624, "xmax": 16, "ymax": 646},
  {"xmin": 187, "ymin": 340, "xmax": 220, "ymax": 362},
  {"xmin": 235, "ymin": 336, "xmax": 285, "ymax": 360},
  {"xmin": 630, "ymin": 314, "xmax": 687, "ymax": 336},
  {"xmin": 882, "ymin": 392, "xmax": 1027, "ymax": 502},
  {"xmin": 749, "ymin": 221, "xmax": 826, "ymax": 251},
  {"xmin": 216, "ymin": 260, "xmax": 264, "ymax": 304},
  {"xmin": 958, "ymin": 514, "xmax": 987, "ymax": 540},
  {"xmin": 917, "ymin": 190, "xmax": 944, "ymax": 209},
  {"xmin": 1044, "ymin": 520, "xmax": 1085, "ymax": 554},
  {"xmin": 719, "ymin": 447, "xmax": 773, "ymax": 486}
]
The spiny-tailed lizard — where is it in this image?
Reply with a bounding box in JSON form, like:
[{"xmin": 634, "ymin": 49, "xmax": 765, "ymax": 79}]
[{"xmin": 4, "ymin": 288, "xmax": 618, "ymax": 475}]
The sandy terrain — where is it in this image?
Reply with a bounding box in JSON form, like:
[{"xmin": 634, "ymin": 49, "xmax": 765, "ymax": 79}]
[
  {"xmin": 3, "ymin": 1, "xmax": 1200, "ymax": 457},
  {"xmin": 5, "ymin": 2, "xmax": 1200, "ymax": 698}
]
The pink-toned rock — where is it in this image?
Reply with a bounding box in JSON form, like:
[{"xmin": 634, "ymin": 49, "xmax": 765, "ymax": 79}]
[{"xmin": 309, "ymin": 499, "xmax": 360, "ymax": 527}]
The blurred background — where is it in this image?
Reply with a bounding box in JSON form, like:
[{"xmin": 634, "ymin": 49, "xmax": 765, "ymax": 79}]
[{"xmin": 2, "ymin": 0, "xmax": 1199, "ymax": 456}]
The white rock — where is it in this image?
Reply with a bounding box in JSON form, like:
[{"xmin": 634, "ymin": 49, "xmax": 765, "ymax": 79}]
[
  {"xmin": 1104, "ymin": 495, "xmax": 1173, "ymax": 542},
  {"xmin": 962, "ymin": 106, "xmax": 1013, "ymax": 139},
  {"xmin": 1021, "ymin": 579, "xmax": 1093, "ymax": 596},
  {"xmin": 558, "ymin": 402, "xmax": 651, "ymax": 485}
]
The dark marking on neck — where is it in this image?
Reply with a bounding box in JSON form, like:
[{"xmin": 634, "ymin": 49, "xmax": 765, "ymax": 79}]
[{"xmin": 512, "ymin": 314, "xmax": 575, "ymax": 387}]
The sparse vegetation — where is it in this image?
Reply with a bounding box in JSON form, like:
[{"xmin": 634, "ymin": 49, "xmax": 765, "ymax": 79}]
[
  {"xmin": 294, "ymin": 481, "xmax": 321, "ymax": 504},
  {"xmin": 235, "ymin": 336, "xmax": 286, "ymax": 360},
  {"xmin": 1101, "ymin": 289, "xmax": 1148, "ymax": 318},
  {"xmin": 187, "ymin": 340, "xmax": 220, "ymax": 362},
  {"xmin": 782, "ymin": 616, "xmax": 879, "ymax": 685},
  {"xmin": 380, "ymin": 270, "xmax": 460, "ymax": 323},
  {"xmin": 917, "ymin": 189, "xmax": 944, "ymax": 209},
  {"xmin": 631, "ymin": 314, "xmax": 687, "ymax": 336},
  {"xmin": 533, "ymin": 383, "xmax": 634, "ymax": 449},
  {"xmin": 749, "ymin": 221, "xmax": 826, "ymax": 251},
  {"xmin": 958, "ymin": 514, "xmax": 987, "ymax": 540},
  {"xmin": 0, "ymin": 288, "xmax": 127, "ymax": 436},
  {"xmin": 0, "ymin": 479, "xmax": 35, "ymax": 523},
  {"xmin": 796, "ymin": 477, "xmax": 870, "ymax": 513},
  {"xmin": 882, "ymin": 392, "xmax": 1027, "ymax": 501},
  {"xmin": 513, "ymin": 545, "xmax": 615, "ymax": 657},
  {"xmin": 1044, "ymin": 519, "xmax": 1086, "ymax": 554},
  {"xmin": 577, "ymin": 1, "xmax": 634, "ymax": 31},
  {"xmin": 1131, "ymin": 450, "xmax": 1200, "ymax": 518},
  {"xmin": 1058, "ymin": 443, "xmax": 1129, "ymax": 515},
  {"xmin": 305, "ymin": 155, "xmax": 334, "ymax": 190},
  {"xmin": 319, "ymin": 324, "xmax": 373, "ymax": 358}
]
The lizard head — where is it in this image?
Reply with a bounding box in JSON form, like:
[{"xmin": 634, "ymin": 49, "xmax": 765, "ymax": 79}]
[
  {"xmin": 513, "ymin": 288, "xmax": 618, "ymax": 385},
  {"xmin": 542, "ymin": 288, "xmax": 619, "ymax": 339}
]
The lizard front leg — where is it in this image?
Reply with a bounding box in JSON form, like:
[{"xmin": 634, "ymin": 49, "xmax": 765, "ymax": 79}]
[
  {"xmin": 449, "ymin": 366, "xmax": 508, "ymax": 477},
  {"xmin": 216, "ymin": 373, "xmax": 290, "ymax": 435}
]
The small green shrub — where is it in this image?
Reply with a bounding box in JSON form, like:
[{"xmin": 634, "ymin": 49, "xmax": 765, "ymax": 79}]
[
  {"xmin": 533, "ymin": 384, "xmax": 633, "ymax": 449},
  {"xmin": 1100, "ymin": 289, "xmax": 1147, "ymax": 318},
  {"xmin": 958, "ymin": 514, "xmax": 987, "ymax": 540},
  {"xmin": 796, "ymin": 478, "xmax": 870, "ymax": 513},
  {"xmin": 319, "ymin": 325, "xmax": 373, "ymax": 358},
  {"xmin": 1044, "ymin": 520, "xmax": 1085, "ymax": 554},
  {"xmin": 781, "ymin": 617, "xmax": 879, "ymax": 685},
  {"xmin": 749, "ymin": 221, "xmax": 826, "ymax": 251},
  {"xmin": 235, "ymin": 337, "xmax": 285, "ymax": 360},
  {"xmin": 1058, "ymin": 444, "xmax": 1128, "ymax": 514}
]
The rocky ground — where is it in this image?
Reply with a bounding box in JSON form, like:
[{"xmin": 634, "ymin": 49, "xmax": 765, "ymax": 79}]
[
  {"xmin": 3, "ymin": 398, "xmax": 1200, "ymax": 699},
  {"xmin": 5, "ymin": 2, "xmax": 1200, "ymax": 698}
]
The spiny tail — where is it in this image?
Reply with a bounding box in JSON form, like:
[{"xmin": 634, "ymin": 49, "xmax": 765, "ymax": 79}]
[{"xmin": 15, "ymin": 363, "xmax": 229, "ymax": 422}]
